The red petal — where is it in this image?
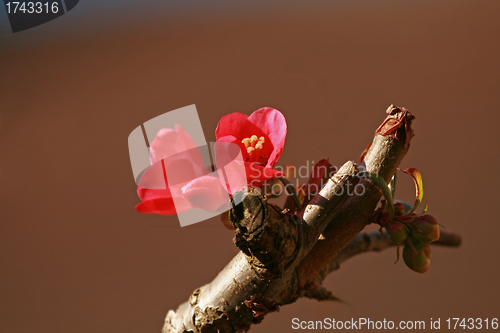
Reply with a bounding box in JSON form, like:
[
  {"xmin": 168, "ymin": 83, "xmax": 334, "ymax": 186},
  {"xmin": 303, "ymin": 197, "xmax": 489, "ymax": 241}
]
[
  {"xmin": 136, "ymin": 187, "xmax": 193, "ymax": 214},
  {"xmin": 215, "ymin": 113, "xmax": 249, "ymax": 141},
  {"xmin": 247, "ymin": 107, "xmax": 287, "ymax": 167},
  {"xmin": 305, "ymin": 159, "xmax": 335, "ymax": 196},
  {"xmin": 216, "ymin": 114, "xmax": 267, "ymax": 163},
  {"xmin": 135, "ymin": 198, "xmax": 178, "ymax": 215},
  {"xmin": 245, "ymin": 163, "xmax": 284, "ymax": 189},
  {"xmin": 215, "ymin": 135, "xmax": 238, "ymax": 144},
  {"xmin": 137, "ymin": 186, "xmax": 171, "ymax": 201}
]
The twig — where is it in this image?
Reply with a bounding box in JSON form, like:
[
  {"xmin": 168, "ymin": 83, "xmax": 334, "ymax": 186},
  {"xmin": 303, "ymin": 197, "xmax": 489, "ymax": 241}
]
[
  {"xmin": 296, "ymin": 105, "xmax": 414, "ymax": 287},
  {"xmin": 314, "ymin": 229, "xmax": 461, "ymax": 285}
]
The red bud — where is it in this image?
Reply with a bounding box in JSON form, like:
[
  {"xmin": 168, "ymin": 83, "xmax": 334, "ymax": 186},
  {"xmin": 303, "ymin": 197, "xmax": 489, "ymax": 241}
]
[
  {"xmin": 409, "ymin": 215, "xmax": 440, "ymax": 244},
  {"xmin": 386, "ymin": 222, "xmax": 409, "ymax": 243},
  {"xmin": 403, "ymin": 241, "xmax": 432, "ymax": 273}
]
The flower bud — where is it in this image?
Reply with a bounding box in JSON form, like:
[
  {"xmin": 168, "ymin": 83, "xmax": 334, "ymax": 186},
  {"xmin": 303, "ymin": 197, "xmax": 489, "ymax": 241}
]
[
  {"xmin": 403, "ymin": 241, "xmax": 431, "ymax": 273},
  {"xmin": 386, "ymin": 222, "xmax": 408, "ymax": 243},
  {"xmin": 394, "ymin": 203, "xmax": 407, "ymax": 216},
  {"xmin": 394, "ymin": 200, "xmax": 413, "ymax": 215},
  {"xmin": 408, "ymin": 215, "xmax": 440, "ymax": 244},
  {"xmin": 377, "ymin": 210, "xmax": 390, "ymax": 226}
]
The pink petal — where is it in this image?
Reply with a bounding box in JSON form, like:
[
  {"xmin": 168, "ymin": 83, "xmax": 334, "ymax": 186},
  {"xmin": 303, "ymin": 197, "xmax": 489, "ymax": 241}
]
[
  {"xmin": 137, "ymin": 159, "xmax": 169, "ymax": 190},
  {"xmin": 214, "ymin": 141, "xmax": 247, "ymax": 194},
  {"xmin": 181, "ymin": 176, "xmax": 230, "ymax": 212},
  {"xmin": 162, "ymin": 157, "xmax": 197, "ymax": 187},
  {"xmin": 216, "ymin": 134, "xmax": 255, "ymax": 167},
  {"xmin": 149, "ymin": 125, "xmax": 201, "ymax": 165},
  {"xmin": 149, "ymin": 128, "xmax": 178, "ymax": 165},
  {"xmin": 247, "ymin": 107, "xmax": 287, "ymax": 167}
]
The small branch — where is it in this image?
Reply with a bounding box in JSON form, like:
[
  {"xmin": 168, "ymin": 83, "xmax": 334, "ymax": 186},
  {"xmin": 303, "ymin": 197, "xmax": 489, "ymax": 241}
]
[
  {"xmin": 432, "ymin": 230, "xmax": 462, "ymax": 247},
  {"xmin": 302, "ymin": 286, "xmax": 342, "ymax": 302},
  {"xmin": 296, "ymin": 106, "xmax": 415, "ymax": 287},
  {"xmin": 317, "ymin": 229, "xmax": 461, "ymax": 281}
]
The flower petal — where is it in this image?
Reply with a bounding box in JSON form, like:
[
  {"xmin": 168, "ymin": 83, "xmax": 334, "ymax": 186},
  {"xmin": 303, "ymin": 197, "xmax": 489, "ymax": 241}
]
[
  {"xmin": 137, "ymin": 186, "xmax": 171, "ymax": 201},
  {"xmin": 248, "ymin": 107, "xmax": 287, "ymax": 167},
  {"xmin": 136, "ymin": 187, "xmax": 193, "ymax": 214},
  {"xmin": 304, "ymin": 159, "xmax": 336, "ymax": 202},
  {"xmin": 181, "ymin": 176, "xmax": 230, "ymax": 212},
  {"xmin": 149, "ymin": 125, "xmax": 201, "ymax": 165},
  {"xmin": 135, "ymin": 198, "xmax": 178, "ymax": 215},
  {"xmin": 214, "ymin": 141, "xmax": 247, "ymax": 194},
  {"xmin": 215, "ymin": 135, "xmax": 238, "ymax": 144},
  {"xmin": 245, "ymin": 163, "xmax": 284, "ymax": 189},
  {"xmin": 215, "ymin": 113, "xmax": 249, "ymax": 141},
  {"xmin": 216, "ymin": 115, "xmax": 270, "ymax": 164},
  {"xmin": 137, "ymin": 159, "xmax": 169, "ymax": 190}
]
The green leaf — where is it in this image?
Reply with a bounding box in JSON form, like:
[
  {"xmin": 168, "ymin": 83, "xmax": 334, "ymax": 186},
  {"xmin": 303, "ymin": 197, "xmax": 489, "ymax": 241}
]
[
  {"xmin": 401, "ymin": 167, "xmax": 424, "ymax": 215},
  {"xmin": 421, "ymin": 200, "xmax": 428, "ymax": 215},
  {"xmin": 360, "ymin": 171, "xmax": 394, "ymax": 221}
]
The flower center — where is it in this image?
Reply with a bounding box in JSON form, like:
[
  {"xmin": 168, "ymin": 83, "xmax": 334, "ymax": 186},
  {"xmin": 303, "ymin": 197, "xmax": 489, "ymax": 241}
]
[{"xmin": 242, "ymin": 135, "xmax": 265, "ymax": 163}]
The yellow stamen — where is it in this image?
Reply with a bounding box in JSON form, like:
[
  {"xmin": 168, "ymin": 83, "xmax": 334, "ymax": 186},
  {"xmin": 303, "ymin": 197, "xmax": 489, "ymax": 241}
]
[{"xmin": 241, "ymin": 134, "xmax": 266, "ymax": 163}]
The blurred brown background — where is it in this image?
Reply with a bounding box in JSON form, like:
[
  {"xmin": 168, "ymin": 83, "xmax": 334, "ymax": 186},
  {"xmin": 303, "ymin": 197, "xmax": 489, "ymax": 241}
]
[{"xmin": 1, "ymin": 0, "xmax": 499, "ymax": 332}]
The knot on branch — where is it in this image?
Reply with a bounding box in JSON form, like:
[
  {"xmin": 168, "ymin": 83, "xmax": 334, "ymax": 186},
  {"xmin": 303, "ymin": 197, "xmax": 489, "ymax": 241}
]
[{"xmin": 231, "ymin": 188, "xmax": 302, "ymax": 276}]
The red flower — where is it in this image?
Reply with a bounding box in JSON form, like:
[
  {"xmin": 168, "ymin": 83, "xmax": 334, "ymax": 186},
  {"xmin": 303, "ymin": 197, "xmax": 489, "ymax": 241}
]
[
  {"xmin": 135, "ymin": 125, "xmax": 228, "ymax": 215},
  {"xmin": 215, "ymin": 107, "xmax": 287, "ymax": 189}
]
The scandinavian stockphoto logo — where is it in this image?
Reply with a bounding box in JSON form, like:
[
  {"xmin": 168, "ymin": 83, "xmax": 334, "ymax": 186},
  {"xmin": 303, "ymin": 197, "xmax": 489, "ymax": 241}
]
[
  {"xmin": 128, "ymin": 105, "xmax": 248, "ymax": 227},
  {"xmin": 3, "ymin": 0, "xmax": 79, "ymax": 32}
]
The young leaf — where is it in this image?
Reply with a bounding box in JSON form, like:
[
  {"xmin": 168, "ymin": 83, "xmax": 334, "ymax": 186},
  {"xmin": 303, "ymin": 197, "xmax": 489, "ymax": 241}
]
[
  {"xmin": 401, "ymin": 167, "xmax": 424, "ymax": 215},
  {"xmin": 388, "ymin": 173, "xmax": 397, "ymax": 198},
  {"xmin": 359, "ymin": 171, "xmax": 394, "ymax": 221}
]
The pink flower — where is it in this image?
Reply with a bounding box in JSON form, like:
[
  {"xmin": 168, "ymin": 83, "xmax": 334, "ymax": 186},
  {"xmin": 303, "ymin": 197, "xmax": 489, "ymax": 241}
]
[
  {"xmin": 215, "ymin": 107, "xmax": 287, "ymax": 189},
  {"xmin": 135, "ymin": 125, "xmax": 228, "ymax": 215}
]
